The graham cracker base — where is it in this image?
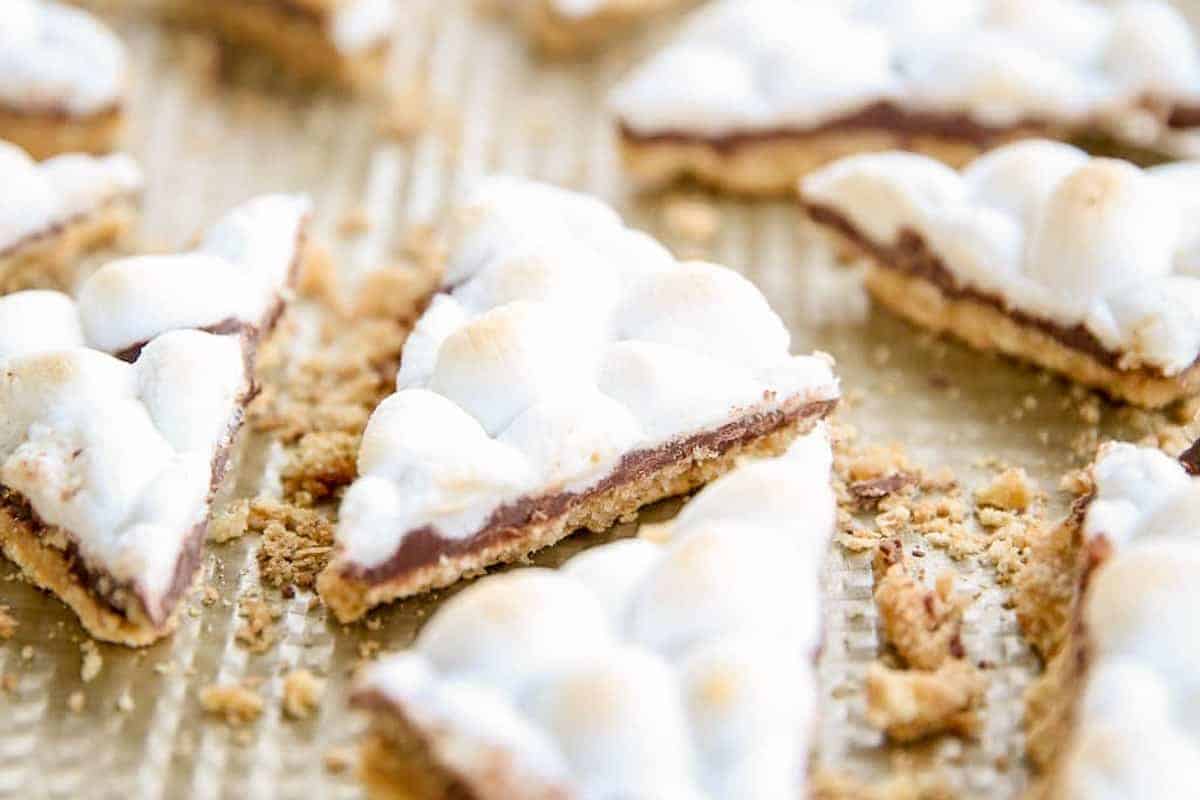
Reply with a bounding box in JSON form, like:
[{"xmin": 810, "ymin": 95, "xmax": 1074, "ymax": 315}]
[
  {"xmin": 0, "ymin": 507, "xmax": 183, "ymax": 647},
  {"xmin": 174, "ymin": 2, "xmax": 389, "ymax": 90},
  {"xmin": 0, "ymin": 106, "xmax": 124, "ymax": 160},
  {"xmin": 862, "ymin": 265, "xmax": 1200, "ymax": 409},
  {"xmin": 525, "ymin": 0, "xmax": 693, "ymax": 57},
  {"xmin": 617, "ymin": 130, "xmax": 1009, "ymax": 195},
  {"xmin": 0, "ymin": 199, "xmax": 138, "ymax": 295},
  {"xmin": 318, "ymin": 407, "xmax": 828, "ymax": 623}
]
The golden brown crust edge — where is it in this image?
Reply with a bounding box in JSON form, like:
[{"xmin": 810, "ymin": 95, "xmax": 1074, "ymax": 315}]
[
  {"xmin": 861, "ymin": 264, "xmax": 1200, "ymax": 409},
  {"xmin": 0, "ymin": 106, "xmax": 124, "ymax": 161},
  {"xmin": 617, "ymin": 131, "xmax": 1000, "ymax": 195},
  {"xmin": 173, "ymin": 2, "xmax": 388, "ymax": 90},
  {"xmin": 0, "ymin": 505, "xmax": 182, "ymax": 647},
  {"xmin": 318, "ymin": 410, "xmax": 826, "ymax": 623},
  {"xmin": 0, "ymin": 198, "xmax": 138, "ymax": 295}
]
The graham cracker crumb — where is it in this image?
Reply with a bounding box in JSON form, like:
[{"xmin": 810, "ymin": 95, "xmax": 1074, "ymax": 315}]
[
  {"xmin": 236, "ymin": 595, "xmax": 281, "ymax": 654},
  {"xmin": 254, "ymin": 500, "xmax": 336, "ymax": 591},
  {"xmin": 209, "ymin": 499, "xmax": 251, "ymax": 543},
  {"xmin": 67, "ymin": 690, "xmax": 85, "ymax": 713},
  {"xmin": 379, "ymin": 81, "xmax": 430, "ymax": 141},
  {"xmin": 116, "ymin": 691, "xmax": 134, "ymax": 713},
  {"xmin": 282, "ymin": 669, "xmax": 325, "ymax": 720},
  {"xmin": 0, "ymin": 605, "xmax": 16, "ymax": 639},
  {"xmin": 338, "ymin": 207, "xmax": 371, "ymax": 238},
  {"xmin": 200, "ymin": 682, "xmax": 264, "ymax": 726},
  {"xmin": 354, "ymin": 262, "xmax": 441, "ymax": 322},
  {"xmin": 296, "ymin": 241, "xmax": 343, "ymax": 307},
  {"xmin": 975, "ymin": 468, "xmax": 1035, "ymax": 512},
  {"xmin": 202, "ymin": 585, "xmax": 220, "ymax": 606},
  {"xmin": 323, "ymin": 746, "xmax": 355, "ymax": 774},
  {"xmin": 80, "ymin": 640, "xmax": 103, "ymax": 683},
  {"xmin": 20, "ymin": 645, "xmax": 33, "ymax": 661},
  {"xmin": 1, "ymin": 674, "xmax": 17, "ymax": 693},
  {"xmin": 872, "ymin": 541, "xmax": 967, "ymax": 670},
  {"xmin": 661, "ymin": 195, "xmax": 720, "ymax": 245},
  {"xmin": 865, "ymin": 660, "xmax": 987, "ymax": 743}
]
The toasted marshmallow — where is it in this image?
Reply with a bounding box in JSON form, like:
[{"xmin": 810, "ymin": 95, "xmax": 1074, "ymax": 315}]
[
  {"xmin": 803, "ymin": 141, "xmax": 1200, "ymax": 374},
  {"xmin": 335, "ymin": 177, "xmax": 839, "ymax": 572},
  {"xmin": 0, "ymin": 193, "xmax": 305, "ymax": 623},
  {"xmin": 0, "ymin": 141, "xmax": 141, "ymax": 255},
  {"xmin": 356, "ymin": 427, "xmax": 834, "ymax": 798},
  {"xmin": 1056, "ymin": 444, "xmax": 1200, "ymax": 796},
  {"xmin": 612, "ymin": 0, "xmax": 1200, "ymax": 143}
]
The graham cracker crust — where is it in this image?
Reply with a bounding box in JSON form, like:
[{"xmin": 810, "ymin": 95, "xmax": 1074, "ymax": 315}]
[
  {"xmin": 0, "ymin": 105, "xmax": 124, "ymax": 160},
  {"xmin": 0, "ymin": 198, "xmax": 138, "ymax": 295},
  {"xmin": 318, "ymin": 400, "xmax": 834, "ymax": 623},
  {"xmin": 174, "ymin": 1, "xmax": 389, "ymax": 89},
  {"xmin": 862, "ymin": 265, "xmax": 1200, "ymax": 409},
  {"xmin": 526, "ymin": 0, "xmax": 693, "ymax": 57},
  {"xmin": 618, "ymin": 130, "xmax": 1004, "ymax": 195}
]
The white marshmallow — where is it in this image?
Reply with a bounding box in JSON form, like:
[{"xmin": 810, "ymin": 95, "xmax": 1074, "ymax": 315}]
[
  {"xmin": 804, "ymin": 142, "xmax": 1200, "ymax": 374},
  {"xmin": 0, "ymin": 141, "xmax": 141, "ymax": 255},
  {"xmin": 0, "ymin": 194, "xmax": 304, "ymax": 623},
  {"xmin": 0, "ymin": 0, "xmax": 126, "ymax": 116}
]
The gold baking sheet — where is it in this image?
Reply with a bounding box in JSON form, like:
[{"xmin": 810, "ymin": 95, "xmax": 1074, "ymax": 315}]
[{"xmin": 2, "ymin": 2, "xmax": 1197, "ymax": 798}]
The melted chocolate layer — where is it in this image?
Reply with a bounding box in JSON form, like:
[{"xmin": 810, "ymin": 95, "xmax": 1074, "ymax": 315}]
[
  {"xmin": 620, "ymin": 100, "xmax": 1053, "ymax": 152},
  {"xmin": 342, "ymin": 396, "xmax": 838, "ymax": 585},
  {"xmin": 804, "ymin": 202, "xmax": 1192, "ymax": 379}
]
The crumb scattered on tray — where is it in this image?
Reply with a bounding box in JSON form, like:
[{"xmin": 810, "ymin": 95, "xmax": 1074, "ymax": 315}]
[
  {"xmin": 116, "ymin": 690, "xmax": 134, "ymax": 713},
  {"xmin": 338, "ymin": 207, "xmax": 371, "ymax": 238},
  {"xmin": 379, "ymin": 81, "xmax": 431, "ymax": 141},
  {"xmin": 282, "ymin": 669, "xmax": 325, "ymax": 720},
  {"xmin": 236, "ymin": 595, "xmax": 281, "ymax": 654},
  {"xmin": 0, "ymin": 606, "xmax": 16, "ymax": 639},
  {"xmin": 200, "ymin": 682, "xmax": 264, "ymax": 726},
  {"xmin": 1, "ymin": 674, "xmax": 16, "ymax": 693},
  {"xmin": 209, "ymin": 499, "xmax": 251, "ymax": 543},
  {"xmin": 872, "ymin": 540, "xmax": 967, "ymax": 671},
  {"xmin": 67, "ymin": 690, "xmax": 85, "ymax": 713},
  {"xmin": 323, "ymin": 746, "xmax": 355, "ymax": 774},
  {"xmin": 661, "ymin": 195, "xmax": 720, "ymax": 245},
  {"xmin": 80, "ymin": 640, "xmax": 103, "ymax": 683},
  {"xmin": 865, "ymin": 659, "xmax": 986, "ymax": 743},
  {"xmin": 975, "ymin": 468, "xmax": 1035, "ymax": 512},
  {"xmin": 253, "ymin": 499, "xmax": 335, "ymax": 591}
]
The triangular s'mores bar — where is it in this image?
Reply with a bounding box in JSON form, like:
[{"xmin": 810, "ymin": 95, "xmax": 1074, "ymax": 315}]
[
  {"xmin": 352, "ymin": 427, "xmax": 834, "ymax": 799},
  {"xmin": 318, "ymin": 177, "xmax": 840, "ymax": 621},
  {"xmin": 0, "ymin": 141, "xmax": 141, "ymax": 295},
  {"xmin": 611, "ymin": 0, "xmax": 1200, "ymax": 194},
  {"xmin": 175, "ymin": 0, "xmax": 396, "ymax": 89},
  {"xmin": 802, "ymin": 140, "xmax": 1200, "ymax": 408},
  {"xmin": 0, "ymin": 0, "xmax": 127, "ymax": 159},
  {"xmin": 503, "ymin": 0, "xmax": 695, "ymax": 57},
  {"xmin": 0, "ymin": 195, "xmax": 309, "ymax": 646},
  {"xmin": 1018, "ymin": 442, "xmax": 1200, "ymax": 796}
]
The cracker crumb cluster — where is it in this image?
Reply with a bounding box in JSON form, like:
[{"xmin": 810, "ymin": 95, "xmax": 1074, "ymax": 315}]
[
  {"xmin": 865, "ymin": 540, "xmax": 985, "ymax": 743},
  {"xmin": 235, "ymin": 595, "xmax": 281, "ymax": 654},
  {"xmin": 0, "ymin": 605, "xmax": 16, "ymax": 639},
  {"xmin": 253, "ymin": 500, "xmax": 335, "ymax": 592},
  {"xmin": 80, "ymin": 640, "xmax": 103, "ymax": 683},
  {"xmin": 282, "ymin": 668, "xmax": 325, "ymax": 720},
  {"xmin": 199, "ymin": 682, "xmax": 264, "ymax": 726}
]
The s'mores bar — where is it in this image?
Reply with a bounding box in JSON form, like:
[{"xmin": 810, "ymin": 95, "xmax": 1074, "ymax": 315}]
[
  {"xmin": 502, "ymin": 0, "xmax": 695, "ymax": 57},
  {"xmin": 0, "ymin": 141, "xmax": 141, "ymax": 295},
  {"xmin": 174, "ymin": 0, "xmax": 396, "ymax": 89},
  {"xmin": 0, "ymin": 194, "xmax": 309, "ymax": 646},
  {"xmin": 801, "ymin": 140, "xmax": 1200, "ymax": 408},
  {"xmin": 1019, "ymin": 443, "xmax": 1200, "ymax": 797},
  {"xmin": 317, "ymin": 177, "xmax": 840, "ymax": 622},
  {"xmin": 352, "ymin": 427, "xmax": 835, "ymax": 799},
  {"xmin": 610, "ymin": 0, "xmax": 1200, "ymax": 194},
  {"xmin": 0, "ymin": 0, "xmax": 127, "ymax": 159}
]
